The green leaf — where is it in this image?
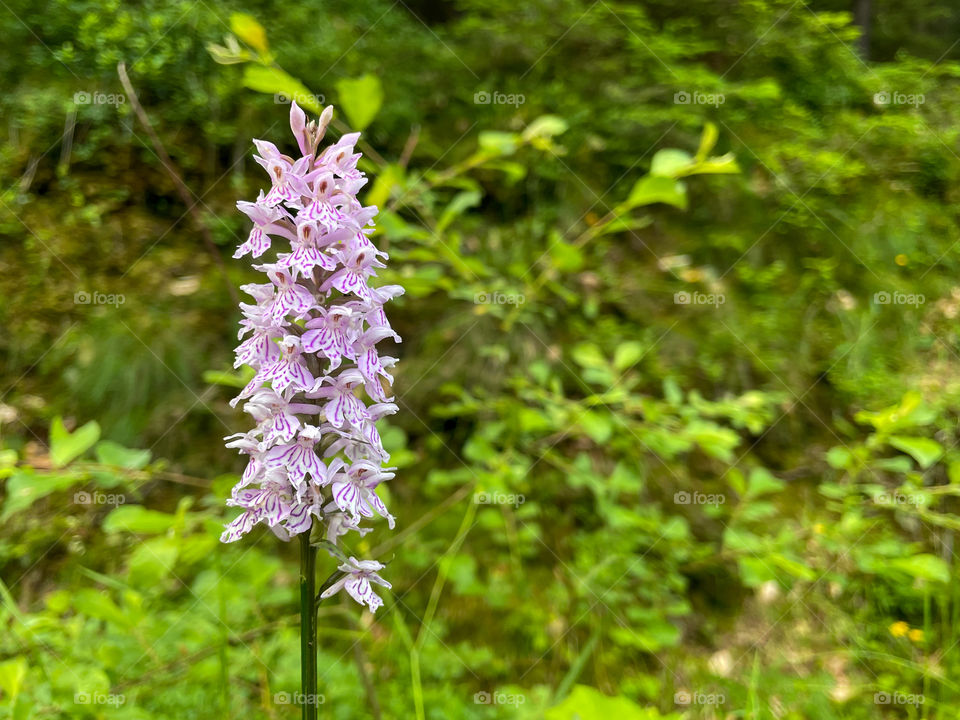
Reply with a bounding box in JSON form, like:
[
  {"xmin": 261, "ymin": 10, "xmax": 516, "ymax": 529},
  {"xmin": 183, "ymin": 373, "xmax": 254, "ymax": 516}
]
[
  {"xmin": 103, "ymin": 506, "xmax": 176, "ymax": 535},
  {"xmin": 73, "ymin": 588, "xmax": 132, "ymax": 628},
  {"xmin": 769, "ymin": 552, "xmax": 816, "ymax": 580},
  {"xmin": 687, "ymin": 421, "xmax": 738, "ymax": 462},
  {"xmin": 696, "ymin": 122, "xmax": 719, "ymax": 160},
  {"xmin": 437, "ymin": 190, "xmax": 482, "ymax": 233},
  {"xmin": 825, "ymin": 446, "xmax": 852, "ymax": 470},
  {"xmin": 49, "ymin": 417, "xmax": 100, "ymax": 468},
  {"xmin": 522, "ymin": 115, "xmax": 569, "ymax": 141},
  {"xmin": 478, "ymin": 131, "xmax": 519, "ymax": 156},
  {"xmin": 613, "ymin": 341, "xmax": 646, "ymax": 371},
  {"xmin": 686, "ymin": 152, "xmax": 740, "ymax": 175},
  {"xmin": 593, "ymin": 214, "xmax": 654, "ymax": 238},
  {"xmin": 243, "ymin": 66, "xmax": 322, "ymax": 113},
  {"xmin": 203, "ymin": 366, "xmax": 255, "ymax": 389},
  {"xmin": 579, "ymin": 410, "xmax": 613, "ymax": 443},
  {"xmin": 625, "ymin": 175, "xmax": 688, "ymax": 210},
  {"xmin": 230, "ymin": 13, "xmax": 268, "ymax": 54},
  {"xmin": 2, "ymin": 469, "xmax": 80, "ymax": 520},
  {"xmin": 549, "ymin": 241, "xmax": 585, "ymax": 272},
  {"xmin": 335, "ymin": 74, "xmax": 383, "ymax": 130},
  {"xmin": 206, "ymin": 36, "xmax": 253, "ymax": 65},
  {"xmin": 888, "ymin": 553, "xmax": 950, "ymax": 583},
  {"xmin": 746, "ymin": 468, "xmax": 785, "ymax": 497},
  {"xmin": 366, "ymin": 163, "xmax": 405, "ymax": 209},
  {"xmin": 128, "ymin": 536, "xmax": 180, "ymax": 586},
  {"xmin": 888, "ymin": 435, "xmax": 942, "ymax": 469},
  {"xmin": 571, "ymin": 343, "xmax": 607, "ymax": 369},
  {"xmin": 649, "ymin": 149, "xmax": 694, "ymax": 178},
  {"xmin": 0, "ymin": 657, "xmax": 27, "ymax": 702},
  {"xmin": 547, "ymin": 685, "xmax": 673, "ymax": 719},
  {"xmin": 95, "ymin": 441, "xmax": 151, "ymax": 470}
]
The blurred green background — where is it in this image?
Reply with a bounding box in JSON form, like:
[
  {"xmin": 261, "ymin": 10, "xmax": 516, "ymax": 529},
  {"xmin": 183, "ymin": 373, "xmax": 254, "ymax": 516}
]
[{"xmin": 3, "ymin": 0, "xmax": 960, "ymax": 717}]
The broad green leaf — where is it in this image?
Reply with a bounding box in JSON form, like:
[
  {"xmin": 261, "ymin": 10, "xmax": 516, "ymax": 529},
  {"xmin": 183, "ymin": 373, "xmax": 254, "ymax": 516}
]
[
  {"xmin": 50, "ymin": 417, "xmax": 100, "ymax": 468},
  {"xmin": 663, "ymin": 377, "xmax": 683, "ymax": 406},
  {"xmin": 103, "ymin": 505, "xmax": 176, "ymax": 535},
  {"xmin": 649, "ymin": 149, "xmax": 694, "ymax": 178},
  {"xmin": 550, "ymin": 241, "xmax": 585, "ymax": 272},
  {"xmin": 625, "ymin": 175, "xmax": 688, "ymax": 210},
  {"xmin": 571, "ymin": 343, "xmax": 607, "ymax": 369},
  {"xmin": 336, "ymin": 74, "xmax": 383, "ymax": 130},
  {"xmin": 95, "ymin": 441, "xmax": 151, "ymax": 470},
  {"xmin": 825, "ymin": 446, "xmax": 852, "ymax": 470},
  {"xmin": 888, "ymin": 435, "xmax": 942, "ymax": 469},
  {"xmin": 2, "ymin": 469, "xmax": 80, "ymax": 520},
  {"xmin": 73, "ymin": 588, "xmax": 132, "ymax": 628},
  {"xmin": 579, "ymin": 410, "xmax": 613, "ymax": 443},
  {"xmin": 0, "ymin": 657, "xmax": 27, "ymax": 701},
  {"xmin": 888, "ymin": 553, "xmax": 950, "ymax": 583},
  {"xmin": 522, "ymin": 115, "xmax": 568, "ymax": 141},
  {"xmin": 478, "ymin": 131, "xmax": 519, "ymax": 156},
  {"xmin": 855, "ymin": 391, "xmax": 935, "ymax": 432},
  {"xmin": 613, "ymin": 341, "xmax": 646, "ymax": 371},
  {"xmin": 128, "ymin": 536, "xmax": 180, "ymax": 586},
  {"xmin": 687, "ymin": 421, "xmax": 738, "ymax": 462},
  {"xmin": 230, "ymin": 13, "xmax": 268, "ymax": 54},
  {"xmin": 243, "ymin": 66, "xmax": 321, "ymax": 113},
  {"xmin": 746, "ymin": 468, "xmax": 785, "ymax": 497}
]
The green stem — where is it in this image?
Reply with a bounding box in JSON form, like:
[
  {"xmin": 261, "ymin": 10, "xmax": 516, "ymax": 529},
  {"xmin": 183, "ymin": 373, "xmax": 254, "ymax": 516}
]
[{"xmin": 300, "ymin": 533, "xmax": 318, "ymax": 720}]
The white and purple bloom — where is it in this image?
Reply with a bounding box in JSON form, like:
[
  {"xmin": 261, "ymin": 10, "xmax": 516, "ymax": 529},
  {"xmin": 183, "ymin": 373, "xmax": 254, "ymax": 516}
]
[
  {"xmin": 319, "ymin": 557, "xmax": 392, "ymax": 613},
  {"xmin": 221, "ymin": 101, "xmax": 403, "ymax": 614}
]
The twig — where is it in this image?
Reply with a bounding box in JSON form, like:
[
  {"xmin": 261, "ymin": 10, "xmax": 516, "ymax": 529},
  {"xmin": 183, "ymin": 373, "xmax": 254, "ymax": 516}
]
[
  {"xmin": 398, "ymin": 125, "xmax": 421, "ymax": 169},
  {"xmin": 116, "ymin": 62, "xmax": 240, "ymax": 306}
]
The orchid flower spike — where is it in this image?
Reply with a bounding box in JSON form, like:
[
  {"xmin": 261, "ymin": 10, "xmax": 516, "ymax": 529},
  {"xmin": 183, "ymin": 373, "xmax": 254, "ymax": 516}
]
[{"xmin": 222, "ymin": 101, "xmax": 402, "ymax": 613}]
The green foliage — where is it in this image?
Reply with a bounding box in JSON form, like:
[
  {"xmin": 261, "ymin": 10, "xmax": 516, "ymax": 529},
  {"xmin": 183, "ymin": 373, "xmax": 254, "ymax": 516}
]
[{"xmin": 3, "ymin": 0, "xmax": 960, "ymax": 718}]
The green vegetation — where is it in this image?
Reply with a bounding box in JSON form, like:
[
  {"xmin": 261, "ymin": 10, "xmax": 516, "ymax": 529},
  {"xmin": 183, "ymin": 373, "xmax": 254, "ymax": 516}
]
[{"xmin": 3, "ymin": 0, "xmax": 960, "ymax": 717}]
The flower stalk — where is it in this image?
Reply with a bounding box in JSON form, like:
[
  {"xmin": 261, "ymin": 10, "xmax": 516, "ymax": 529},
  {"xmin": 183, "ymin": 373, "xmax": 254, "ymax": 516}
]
[{"xmin": 299, "ymin": 533, "xmax": 317, "ymax": 720}]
